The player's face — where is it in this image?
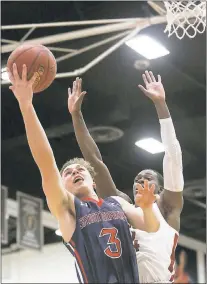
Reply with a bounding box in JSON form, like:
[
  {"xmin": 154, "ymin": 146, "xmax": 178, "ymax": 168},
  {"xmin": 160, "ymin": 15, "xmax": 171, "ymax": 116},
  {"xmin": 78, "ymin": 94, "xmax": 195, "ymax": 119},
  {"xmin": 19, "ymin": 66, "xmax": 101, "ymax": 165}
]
[
  {"xmin": 133, "ymin": 169, "xmax": 159, "ymax": 198},
  {"xmin": 61, "ymin": 164, "xmax": 95, "ymax": 196}
]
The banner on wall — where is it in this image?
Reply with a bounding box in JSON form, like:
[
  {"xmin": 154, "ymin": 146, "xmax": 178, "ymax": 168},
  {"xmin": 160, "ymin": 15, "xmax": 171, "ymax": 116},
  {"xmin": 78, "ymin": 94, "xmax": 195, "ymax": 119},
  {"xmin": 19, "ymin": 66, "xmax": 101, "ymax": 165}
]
[
  {"xmin": 175, "ymin": 245, "xmax": 198, "ymax": 283},
  {"xmin": 1, "ymin": 186, "xmax": 8, "ymax": 244},
  {"xmin": 17, "ymin": 191, "xmax": 44, "ymax": 250}
]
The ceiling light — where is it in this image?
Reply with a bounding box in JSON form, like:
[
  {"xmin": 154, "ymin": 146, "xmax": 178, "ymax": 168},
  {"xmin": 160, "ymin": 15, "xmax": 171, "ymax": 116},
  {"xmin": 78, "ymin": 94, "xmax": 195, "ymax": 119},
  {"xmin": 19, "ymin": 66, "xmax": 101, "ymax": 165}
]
[
  {"xmin": 55, "ymin": 229, "xmax": 62, "ymax": 236},
  {"xmin": 126, "ymin": 35, "xmax": 170, "ymax": 60},
  {"xmin": 135, "ymin": 138, "xmax": 164, "ymax": 154},
  {"xmin": 1, "ymin": 67, "xmax": 10, "ymax": 82}
]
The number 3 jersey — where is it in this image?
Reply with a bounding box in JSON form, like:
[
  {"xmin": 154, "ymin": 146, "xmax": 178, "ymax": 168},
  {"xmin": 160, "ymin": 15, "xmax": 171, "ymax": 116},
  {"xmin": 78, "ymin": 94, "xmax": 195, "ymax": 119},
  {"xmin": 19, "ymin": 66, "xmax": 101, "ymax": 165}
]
[{"xmin": 64, "ymin": 196, "xmax": 139, "ymax": 284}]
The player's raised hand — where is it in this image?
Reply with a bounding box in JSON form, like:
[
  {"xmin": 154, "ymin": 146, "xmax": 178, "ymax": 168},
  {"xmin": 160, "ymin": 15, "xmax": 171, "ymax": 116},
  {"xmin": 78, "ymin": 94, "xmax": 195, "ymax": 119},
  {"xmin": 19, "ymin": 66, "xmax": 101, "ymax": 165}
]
[
  {"xmin": 138, "ymin": 71, "xmax": 165, "ymax": 103},
  {"xmin": 8, "ymin": 63, "xmax": 37, "ymax": 106},
  {"xmin": 135, "ymin": 180, "xmax": 158, "ymax": 209},
  {"xmin": 68, "ymin": 77, "xmax": 87, "ymax": 114}
]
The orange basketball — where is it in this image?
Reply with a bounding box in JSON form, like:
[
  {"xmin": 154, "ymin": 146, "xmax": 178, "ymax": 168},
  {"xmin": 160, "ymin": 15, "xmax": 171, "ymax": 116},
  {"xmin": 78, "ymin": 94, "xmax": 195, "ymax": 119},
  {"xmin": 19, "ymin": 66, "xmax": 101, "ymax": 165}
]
[{"xmin": 7, "ymin": 44, "xmax": 57, "ymax": 93}]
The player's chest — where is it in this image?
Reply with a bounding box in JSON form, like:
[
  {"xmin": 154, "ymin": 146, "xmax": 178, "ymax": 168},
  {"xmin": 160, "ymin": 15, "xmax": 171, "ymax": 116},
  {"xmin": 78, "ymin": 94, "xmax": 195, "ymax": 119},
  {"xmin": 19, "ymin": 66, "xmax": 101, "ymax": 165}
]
[{"xmin": 78, "ymin": 201, "xmax": 127, "ymax": 230}]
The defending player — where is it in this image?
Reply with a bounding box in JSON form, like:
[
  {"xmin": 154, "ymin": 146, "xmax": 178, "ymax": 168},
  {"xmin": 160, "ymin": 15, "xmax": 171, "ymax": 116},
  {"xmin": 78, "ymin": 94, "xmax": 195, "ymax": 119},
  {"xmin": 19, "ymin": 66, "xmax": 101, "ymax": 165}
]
[
  {"xmin": 8, "ymin": 63, "xmax": 159, "ymax": 283},
  {"xmin": 69, "ymin": 72, "xmax": 184, "ymax": 283}
]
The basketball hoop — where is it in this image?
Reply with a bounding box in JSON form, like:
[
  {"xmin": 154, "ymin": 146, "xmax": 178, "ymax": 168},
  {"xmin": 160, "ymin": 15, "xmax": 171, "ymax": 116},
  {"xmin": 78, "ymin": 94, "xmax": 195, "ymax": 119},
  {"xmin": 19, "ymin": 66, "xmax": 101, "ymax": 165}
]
[{"xmin": 164, "ymin": 1, "xmax": 206, "ymax": 39}]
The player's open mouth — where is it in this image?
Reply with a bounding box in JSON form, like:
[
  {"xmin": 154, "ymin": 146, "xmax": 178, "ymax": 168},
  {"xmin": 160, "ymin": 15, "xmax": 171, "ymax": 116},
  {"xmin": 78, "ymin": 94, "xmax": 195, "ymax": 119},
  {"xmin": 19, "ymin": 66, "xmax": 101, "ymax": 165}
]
[{"xmin": 73, "ymin": 175, "xmax": 84, "ymax": 184}]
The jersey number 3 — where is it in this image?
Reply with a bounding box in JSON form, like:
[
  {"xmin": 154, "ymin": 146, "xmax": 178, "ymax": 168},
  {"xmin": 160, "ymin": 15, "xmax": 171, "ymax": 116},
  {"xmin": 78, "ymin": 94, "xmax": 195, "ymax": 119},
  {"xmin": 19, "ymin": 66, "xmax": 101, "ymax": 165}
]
[{"xmin": 99, "ymin": 227, "xmax": 122, "ymax": 258}]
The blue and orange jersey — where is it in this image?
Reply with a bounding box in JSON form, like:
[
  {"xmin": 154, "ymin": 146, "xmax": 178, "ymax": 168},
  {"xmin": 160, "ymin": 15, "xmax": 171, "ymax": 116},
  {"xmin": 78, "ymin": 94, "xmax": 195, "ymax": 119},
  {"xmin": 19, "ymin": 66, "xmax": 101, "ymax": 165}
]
[{"xmin": 64, "ymin": 196, "xmax": 139, "ymax": 283}]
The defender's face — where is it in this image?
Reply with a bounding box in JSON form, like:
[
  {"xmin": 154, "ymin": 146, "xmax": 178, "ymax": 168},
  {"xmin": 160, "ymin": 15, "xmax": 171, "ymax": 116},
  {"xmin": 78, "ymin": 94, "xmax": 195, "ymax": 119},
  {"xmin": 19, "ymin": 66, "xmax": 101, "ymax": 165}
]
[
  {"xmin": 61, "ymin": 163, "xmax": 94, "ymax": 195},
  {"xmin": 133, "ymin": 169, "xmax": 159, "ymax": 198}
]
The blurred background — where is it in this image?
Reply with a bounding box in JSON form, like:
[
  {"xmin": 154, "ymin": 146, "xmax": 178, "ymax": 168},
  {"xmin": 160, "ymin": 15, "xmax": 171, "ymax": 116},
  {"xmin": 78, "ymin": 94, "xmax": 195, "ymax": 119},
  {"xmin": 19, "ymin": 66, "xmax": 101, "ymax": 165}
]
[{"xmin": 1, "ymin": 1, "xmax": 206, "ymax": 283}]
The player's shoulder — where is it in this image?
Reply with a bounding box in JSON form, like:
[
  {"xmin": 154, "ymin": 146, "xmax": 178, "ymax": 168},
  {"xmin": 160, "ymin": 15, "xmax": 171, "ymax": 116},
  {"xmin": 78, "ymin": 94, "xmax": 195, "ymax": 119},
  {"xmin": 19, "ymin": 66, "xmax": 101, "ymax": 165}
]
[
  {"xmin": 105, "ymin": 196, "xmax": 135, "ymax": 213},
  {"xmin": 104, "ymin": 196, "xmax": 123, "ymax": 207},
  {"xmin": 107, "ymin": 195, "xmax": 124, "ymax": 204},
  {"xmin": 73, "ymin": 196, "xmax": 91, "ymax": 211},
  {"xmin": 110, "ymin": 195, "xmax": 135, "ymax": 208}
]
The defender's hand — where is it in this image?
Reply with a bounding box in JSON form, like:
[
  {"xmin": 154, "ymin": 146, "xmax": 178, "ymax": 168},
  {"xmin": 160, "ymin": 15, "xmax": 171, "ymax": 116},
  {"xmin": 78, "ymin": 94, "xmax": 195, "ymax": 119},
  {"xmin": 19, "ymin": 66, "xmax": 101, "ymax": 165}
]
[
  {"xmin": 8, "ymin": 63, "xmax": 37, "ymax": 106},
  {"xmin": 68, "ymin": 77, "xmax": 87, "ymax": 114},
  {"xmin": 138, "ymin": 71, "xmax": 165, "ymax": 103},
  {"xmin": 135, "ymin": 180, "xmax": 157, "ymax": 209}
]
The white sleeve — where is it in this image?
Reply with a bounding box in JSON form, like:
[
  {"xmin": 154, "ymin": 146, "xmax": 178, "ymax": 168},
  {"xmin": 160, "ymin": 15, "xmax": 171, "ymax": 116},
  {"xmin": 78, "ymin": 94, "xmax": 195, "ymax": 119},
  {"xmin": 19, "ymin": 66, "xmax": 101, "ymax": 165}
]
[{"xmin": 159, "ymin": 117, "xmax": 184, "ymax": 192}]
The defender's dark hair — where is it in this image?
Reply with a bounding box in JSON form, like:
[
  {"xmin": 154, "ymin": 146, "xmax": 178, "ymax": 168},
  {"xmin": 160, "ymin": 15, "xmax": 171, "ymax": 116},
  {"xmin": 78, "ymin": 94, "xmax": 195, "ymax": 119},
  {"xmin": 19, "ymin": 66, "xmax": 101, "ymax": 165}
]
[
  {"xmin": 150, "ymin": 169, "xmax": 164, "ymax": 187},
  {"xmin": 135, "ymin": 169, "xmax": 164, "ymax": 194}
]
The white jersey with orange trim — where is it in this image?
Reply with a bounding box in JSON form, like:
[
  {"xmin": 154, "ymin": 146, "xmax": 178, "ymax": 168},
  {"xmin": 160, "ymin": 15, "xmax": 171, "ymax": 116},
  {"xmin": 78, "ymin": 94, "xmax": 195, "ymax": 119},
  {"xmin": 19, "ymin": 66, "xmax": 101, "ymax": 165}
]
[{"xmin": 131, "ymin": 203, "xmax": 179, "ymax": 283}]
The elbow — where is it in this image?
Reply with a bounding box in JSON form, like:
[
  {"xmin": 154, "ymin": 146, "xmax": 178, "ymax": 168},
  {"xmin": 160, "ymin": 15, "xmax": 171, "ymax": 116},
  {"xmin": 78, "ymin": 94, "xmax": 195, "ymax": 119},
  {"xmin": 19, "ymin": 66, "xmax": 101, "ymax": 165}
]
[
  {"xmin": 164, "ymin": 141, "xmax": 182, "ymax": 156},
  {"xmin": 90, "ymin": 153, "xmax": 103, "ymax": 163},
  {"xmin": 82, "ymin": 151, "xmax": 102, "ymax": 166}
]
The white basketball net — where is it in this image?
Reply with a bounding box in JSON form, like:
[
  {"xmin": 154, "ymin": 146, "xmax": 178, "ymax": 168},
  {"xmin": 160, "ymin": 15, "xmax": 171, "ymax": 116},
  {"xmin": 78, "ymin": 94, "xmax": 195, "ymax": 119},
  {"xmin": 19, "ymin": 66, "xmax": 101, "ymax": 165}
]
[{"xmin": 164, "ymin": 1, "xmax": 206, "ymax": 39}]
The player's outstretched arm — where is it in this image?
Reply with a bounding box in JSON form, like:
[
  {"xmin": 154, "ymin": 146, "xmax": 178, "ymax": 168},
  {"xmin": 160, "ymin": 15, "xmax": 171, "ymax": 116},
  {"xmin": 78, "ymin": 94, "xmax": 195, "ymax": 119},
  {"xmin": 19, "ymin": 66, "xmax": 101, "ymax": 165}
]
[
  {"xmin": 113, "ymin": 180, "xmax": 160, "ymax": 232},
  {"xmin": 8, "ymin": 64, "xmax": 76, "ymax": 241},
  {"xmin": 68, "ymin": 77, "xmax": 130, "ymax": 200},
  {"xmin": 138, "ymin": 71, "xmax": 184, "ymax": 230}
]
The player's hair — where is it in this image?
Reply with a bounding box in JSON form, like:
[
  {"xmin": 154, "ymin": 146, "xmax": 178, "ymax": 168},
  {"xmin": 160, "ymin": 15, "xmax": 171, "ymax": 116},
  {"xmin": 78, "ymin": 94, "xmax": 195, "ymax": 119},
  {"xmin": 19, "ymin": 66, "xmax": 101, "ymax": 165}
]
[{"xmin": 60, "ymin": 157, "xmax": 96, "ymax": 178}]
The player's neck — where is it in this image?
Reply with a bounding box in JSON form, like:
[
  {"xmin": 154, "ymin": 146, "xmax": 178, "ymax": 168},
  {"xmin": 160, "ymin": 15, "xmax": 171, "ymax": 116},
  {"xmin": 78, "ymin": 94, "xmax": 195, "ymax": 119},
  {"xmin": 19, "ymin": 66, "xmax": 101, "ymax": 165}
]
[
  {"xmin": 86, "ymin": 192, "xmax": 99, "ymax": 201},
  {"xmin": 78, "ymin": 190, "xmax": 99, "ymax": 201},
  {"xmin": 74, "ymin": 184, "xmax": 98, "ymax": 200}
]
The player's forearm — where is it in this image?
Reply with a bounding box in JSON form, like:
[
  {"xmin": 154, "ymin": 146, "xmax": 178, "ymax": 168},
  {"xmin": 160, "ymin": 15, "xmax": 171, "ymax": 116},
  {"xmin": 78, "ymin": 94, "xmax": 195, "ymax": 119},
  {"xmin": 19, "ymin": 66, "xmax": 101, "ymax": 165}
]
[
  {"xmin": 72, "ymin": 111, "xmax": 118, "ymax": 198},
  {"xmin": 71, "ymin": 111, "xmax": 102, "ymax": 162},
  {"xmin": 154, "ymin": 101, "xmax": 181, "ymax": 149},
  {"xmin": 159, "ymin": 112, "xmax": 184, "ymax": 192},
  {"xmin": 154, "ymin": 101, "xmax": 170, "ymax": 119},
  {"xmin": 142, "ymin": 207, "xmax": 160, "ymax": 233},
  {"xmin": 19, "ymin": 103, "xmax": 56, "ymax": 174}
]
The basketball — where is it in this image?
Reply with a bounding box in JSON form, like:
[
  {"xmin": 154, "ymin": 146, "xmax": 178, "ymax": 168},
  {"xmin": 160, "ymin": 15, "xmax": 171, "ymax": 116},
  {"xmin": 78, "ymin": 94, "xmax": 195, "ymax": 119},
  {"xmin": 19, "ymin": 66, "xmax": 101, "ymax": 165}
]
[{"xmin": 7, "ymin": 44, "xmax": 57, "ymax": 93}]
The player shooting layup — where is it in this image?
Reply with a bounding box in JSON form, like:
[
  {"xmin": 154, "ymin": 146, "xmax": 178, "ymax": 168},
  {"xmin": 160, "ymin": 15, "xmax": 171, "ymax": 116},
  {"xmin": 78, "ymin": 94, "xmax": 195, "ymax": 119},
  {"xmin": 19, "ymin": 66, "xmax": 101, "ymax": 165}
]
[{"xmin": 8, "ymin": 64, "xmax": 160, "ymax": 283}]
